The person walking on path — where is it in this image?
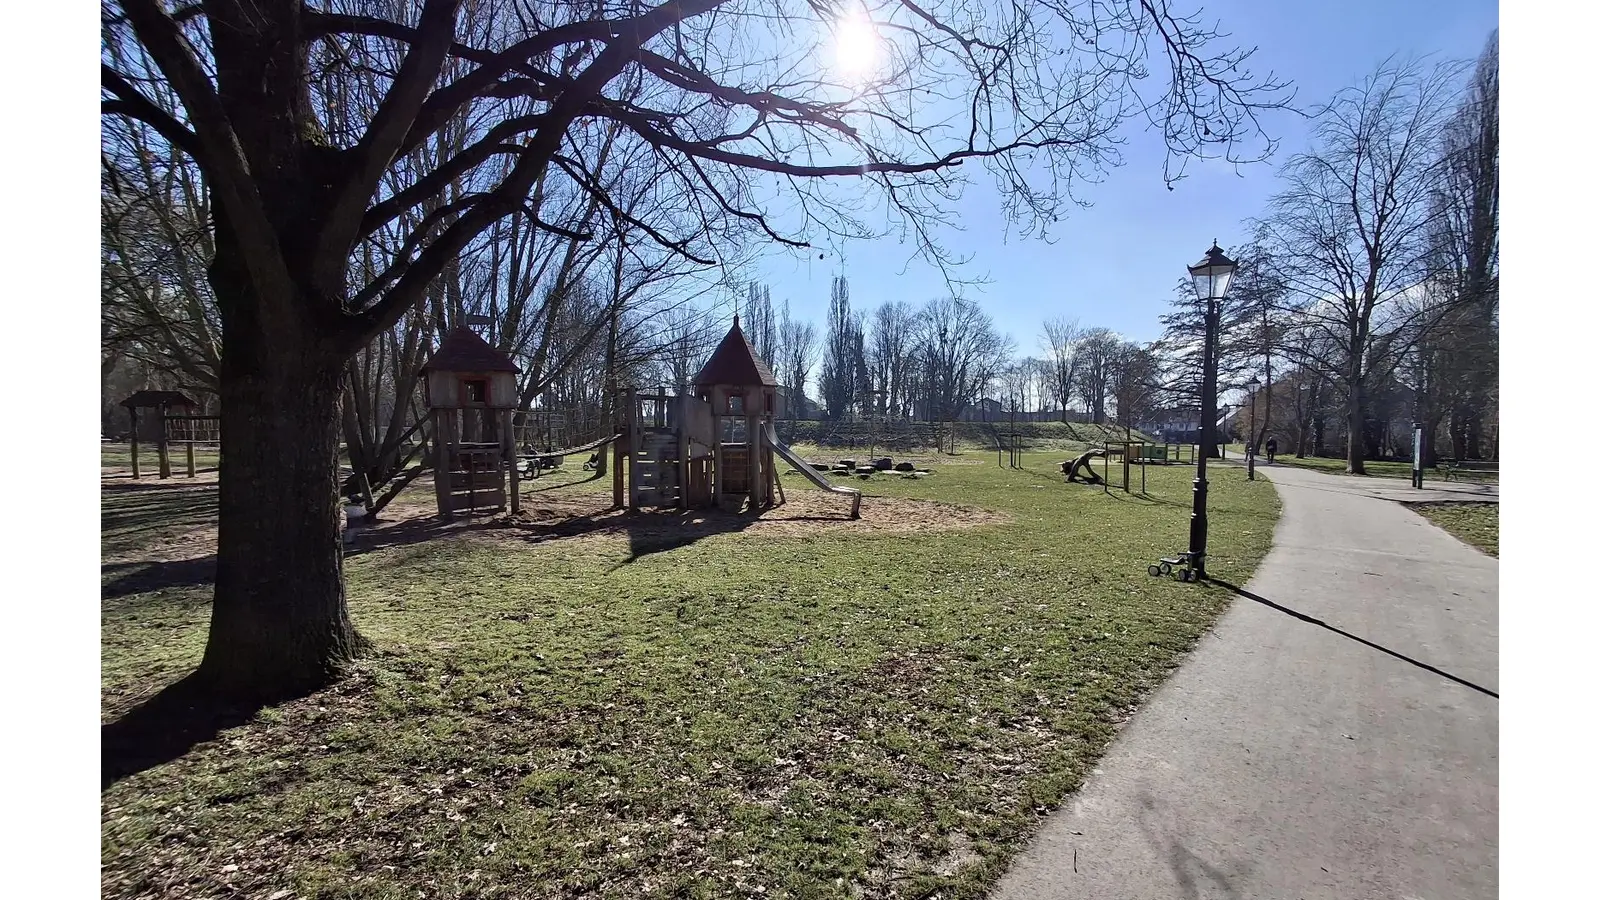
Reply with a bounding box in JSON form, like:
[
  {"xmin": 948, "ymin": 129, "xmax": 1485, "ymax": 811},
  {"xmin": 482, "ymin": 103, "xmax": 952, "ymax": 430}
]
[{"xmin": 1265, "ymin": 436, "xmax": 1278, "ymax": 462}]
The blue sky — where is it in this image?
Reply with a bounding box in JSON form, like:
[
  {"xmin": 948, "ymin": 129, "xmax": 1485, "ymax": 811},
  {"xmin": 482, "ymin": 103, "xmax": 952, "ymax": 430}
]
[{"xmin": 742, "ymin": 0, "xmax": 1499, "ymax": 350}]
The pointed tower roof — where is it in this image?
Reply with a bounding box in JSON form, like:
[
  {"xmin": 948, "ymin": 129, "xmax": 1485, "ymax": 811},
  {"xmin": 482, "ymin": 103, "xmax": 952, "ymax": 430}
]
[
  {"xmin": 421, "ymin": 326, "xmax": 521, "ymax": 374},
  {"xmin": 693, "ymin": 316, "xmax": 779, "ymax": 388}
]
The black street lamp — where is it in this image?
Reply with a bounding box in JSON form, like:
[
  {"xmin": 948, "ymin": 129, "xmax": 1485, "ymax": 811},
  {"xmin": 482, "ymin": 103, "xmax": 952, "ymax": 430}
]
[
  {"xmin": 1184, "ymin": 241, "xmax": 1237, "ymax": 580},
  {"xmin": 1243, "ymin": 376, "xmax": 1262, "ymax": 481}
]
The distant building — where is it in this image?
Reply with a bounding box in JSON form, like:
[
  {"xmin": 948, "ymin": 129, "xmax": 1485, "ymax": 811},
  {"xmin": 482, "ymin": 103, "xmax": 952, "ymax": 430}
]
[{"xmin": 956, "ymin": 398, "xmax": 1005, "ymax": 422}]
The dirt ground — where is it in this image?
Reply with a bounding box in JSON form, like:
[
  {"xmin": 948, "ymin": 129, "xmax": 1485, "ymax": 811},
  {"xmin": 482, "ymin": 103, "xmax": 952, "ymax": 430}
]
[{"xmin": 102, "ymin": 471, "xmax": 1008, "ymax": 570}]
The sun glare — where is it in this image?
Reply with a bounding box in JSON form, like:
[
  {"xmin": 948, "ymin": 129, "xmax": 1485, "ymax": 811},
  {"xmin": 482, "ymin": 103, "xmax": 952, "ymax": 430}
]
[{"xmin": 832, "ymin": 12, "xmax": 883, "ymax": 81}]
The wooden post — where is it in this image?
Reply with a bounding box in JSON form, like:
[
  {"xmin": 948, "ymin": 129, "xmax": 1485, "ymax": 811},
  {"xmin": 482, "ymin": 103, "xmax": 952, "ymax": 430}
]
[
  {"xmin": 128, "ymin": 408, "xmax": 140, "ymax": 479},
  {"xmin": 186, "ymin": 436, "xmax": 196, "ymax": 477},
  {"xmin": 625, "ymin": 388, "xmax": 639, "ymax": 511},
  {"xmin": 433, "ymin": 409, "xmax": 453, "ymax": 520},
  {"xmin": 612, "ymin": 435, "xmax": 624, "ymax": 508},
  {"xmin": 157, "ymin": 408, "xmax": 172, "ymax": 479},
  {"xmin": 746, "ymin": 413, "xmax": 762, "ymax": 509},
  {"xmin": 676, "ymin": 395, "xmax": 690, "ymax": 511},
  {"xmin": 505, "ymin": 409, "xmax": 520, "ymax": 514},
  {"xmin": 712, "ymin": 423, "xmax": 724, "ymax": 511}
]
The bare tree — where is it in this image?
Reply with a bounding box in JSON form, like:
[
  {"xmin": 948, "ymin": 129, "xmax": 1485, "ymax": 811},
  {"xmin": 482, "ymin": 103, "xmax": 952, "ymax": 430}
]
[
  {"xmin": 1258, "ymin": 56, "xmax": 1465, "ymax": 473},
  {"xmin": 820, "ymin": 275, "xmax": 857, "ymax": 419},
  {"xmin": 868, "ymin": 301, "xmax": 917, "ymax": 419},
  {"xmin": 1039, "ymin": 317, "xmax": 1083, "ymax": 421},
  {"xmin": 1109, "ymin": 341, "xmax": 1160, "ymax": 438},
  {"xmin": 1406, "ymin": 32, "xmax": 1498, "ymax": 463},
  {"xmin": 1075, "ymin": 328, "xmax": 1121, "ymax": 425},
  {"xmin": 774, "ymin": 298, "xmax": 818, "ymax": 417},
  {"xmin": 102, "ymin": 0, "xmax": 1290, "ymax": 698},
  {"xmin": 742, "ymin": 283, "xmax": 776, "ymax": 364},
  {"xmin": 916, "ymin": 297, "xmax": 1012, "ymax": 423}
]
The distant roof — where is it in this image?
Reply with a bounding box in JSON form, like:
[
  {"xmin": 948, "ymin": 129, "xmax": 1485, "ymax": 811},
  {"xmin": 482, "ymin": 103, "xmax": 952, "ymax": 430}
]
[
  {"xmin": 421, "ymin": 326, "xmax": 521, "ymax": 374},
  {"xmin": 693, "ymin": 317, "xmax": 778, "ymax": 388},
  {"xmin": 120, "ymin": 390, "xmax": 195, "ymax": 409}
]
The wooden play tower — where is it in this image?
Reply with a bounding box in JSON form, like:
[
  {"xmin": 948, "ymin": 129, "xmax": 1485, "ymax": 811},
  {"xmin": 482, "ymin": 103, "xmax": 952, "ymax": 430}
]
[
  {"xmin": 422, "ymin": 326, "xmax": 521, "ymax": 519},
  {"xmin": 612, "ymin": 316, "xmax": 783, "ymax": 513}
]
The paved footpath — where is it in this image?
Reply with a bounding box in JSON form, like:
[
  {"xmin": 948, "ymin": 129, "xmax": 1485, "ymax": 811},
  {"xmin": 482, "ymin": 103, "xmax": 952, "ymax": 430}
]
[{"xmin": 992, "ymin": 462, "xmax": 1498, "ymax": 900}]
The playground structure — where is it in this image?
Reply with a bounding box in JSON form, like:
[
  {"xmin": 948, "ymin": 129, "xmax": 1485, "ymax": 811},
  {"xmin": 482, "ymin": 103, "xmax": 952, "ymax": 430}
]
[
  {"xmin": 421, "ymin": 327, "xmax": 522, "ymax": 519},
  {"xmin": 119, "ymin": 390, "xmax": 215, "ymax": 479},
  {"xmin": 412, "ymin": 317, "xmax": 862, "ymax": 520},
  {"xmin": 1061, "ymin": 440, "xmax": 1200, "ymax": 493},
  {"xmin": 609, "ymin": 317, "xmax": 861, "ymax": 519}
]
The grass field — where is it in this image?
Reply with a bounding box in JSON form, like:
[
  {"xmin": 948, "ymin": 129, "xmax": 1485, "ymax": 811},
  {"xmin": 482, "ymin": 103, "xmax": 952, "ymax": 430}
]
[
  {"xmin": 1409, "ymin": 502, "xmax": 1498, "ymax": 557},
  {"xmin": 102, "ymin": 443, "xmax": 221, "ymax": 473},
  {"xmin": 1267, "ymin": 452, "xmax": 1498, "ymax": 483},
  {"xmin": 102, "ymin": 449, "xmax": 1280, "ymax": 900}
]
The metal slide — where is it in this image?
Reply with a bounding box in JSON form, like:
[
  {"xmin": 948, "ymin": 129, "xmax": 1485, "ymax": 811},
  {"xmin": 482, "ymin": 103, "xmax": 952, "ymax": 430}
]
[{"xmin": 763, "ymin": 423, "xmax": 862, "ymax": 519}]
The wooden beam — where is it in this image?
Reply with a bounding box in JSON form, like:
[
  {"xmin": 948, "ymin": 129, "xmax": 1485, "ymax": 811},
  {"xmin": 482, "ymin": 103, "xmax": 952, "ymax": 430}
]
[
  {"xmin": 433, "ymin": 409, "xmax": 453, "ymax": 520},
  {"xmin": 156, "ymin": 408, "xmax": 171, "ymax": 479},
  {"xmin": 626, "ymin": 388, "xmax": 639, "ymax": 512},
  {"xmin": 676, "ymin": 395, "xmax": 689, "ymax": 511},
  {"xmin": 504, "ymin": 409, "xmax": 520, "ymax": 515},
  {"xmin": 128, "ymin": 408, "xmax": 140, "ymax": 479}
]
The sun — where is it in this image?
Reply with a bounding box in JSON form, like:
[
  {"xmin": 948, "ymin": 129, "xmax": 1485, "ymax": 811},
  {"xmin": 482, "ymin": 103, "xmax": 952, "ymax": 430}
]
[{"xmin": 832, "ymin": 11, "xmax": 883, "ymax": 81}]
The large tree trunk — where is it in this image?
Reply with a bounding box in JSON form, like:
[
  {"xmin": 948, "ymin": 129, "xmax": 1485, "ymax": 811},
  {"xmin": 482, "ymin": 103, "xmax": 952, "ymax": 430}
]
[
  {"xmin": 199, "ymin": 346, "xmax": 362, "ymax": 699},
  {"xmin": 1345, "ymin": 379, "xmax": 1367, "ymax": 475},
  {"xmin": 1344, "ymin": 389, "xmax": 1369, "ymax": 474},
  {"xmin": 196, "ymin": 225, "xmax": 365, "ymax": 700}
]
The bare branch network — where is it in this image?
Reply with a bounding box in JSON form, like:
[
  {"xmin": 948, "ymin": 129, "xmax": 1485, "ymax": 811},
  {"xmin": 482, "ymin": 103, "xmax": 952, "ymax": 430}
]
[{"xmin": 103, "ymin": 0, "xmax": 1290, "ymax": 349}]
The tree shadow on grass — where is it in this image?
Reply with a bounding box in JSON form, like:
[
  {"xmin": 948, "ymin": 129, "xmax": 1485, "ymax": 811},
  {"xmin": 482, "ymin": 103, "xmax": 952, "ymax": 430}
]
[
  {"xmin": 102, "ymin": 674, "xmax": 270, "ymax": 789},
  {"xmin": 102, "ymin": 557, "xmax": 217, "ymax": 600},
  {"xmin": 338, "ymin": 502, "xmax": 777, "ymax": 570}
]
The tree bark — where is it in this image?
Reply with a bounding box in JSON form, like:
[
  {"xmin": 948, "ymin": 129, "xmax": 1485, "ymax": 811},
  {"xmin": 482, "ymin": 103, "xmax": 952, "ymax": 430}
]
[
  {"xmin": 195, "ymin": 225, "xmax": 365, "ymax": 700},
  {"xmin": 1345, "ymin": 377, "xmax": 1367, "ymax": 474},
  {"xmin": 199, "ymin": 345, "xmax": 363, "ymax": 699}
]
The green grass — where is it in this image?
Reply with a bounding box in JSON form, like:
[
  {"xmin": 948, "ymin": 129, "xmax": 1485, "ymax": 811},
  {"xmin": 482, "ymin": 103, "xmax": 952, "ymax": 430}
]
[
  {"xmin": 102, "ymin": 450, "xmax": 1280, "ymax": 900},
  {"xmin": 779, "ymin": 421, "xmax": 1155, "ymax": 454},
  {"xmin": 1410, "ymin": 502, "xmax": 1498, "ymax": 556},
  {"xmin": 102, "ymin": 443, "xmax": 221, "ymax": 473},
  {"xmin": 1268, "ymin": 452, "xmax": 1498, "ymax": 483}
]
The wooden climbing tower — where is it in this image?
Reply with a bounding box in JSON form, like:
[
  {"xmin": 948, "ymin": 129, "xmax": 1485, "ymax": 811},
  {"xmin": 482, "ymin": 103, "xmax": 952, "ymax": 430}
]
[
  {"xmin": 421, "ymin": 326, "xmax": 521, "ymax": 519},
  {"xmin": 692, "ymin": 316, "xmax": 781, "ymax": 511}
]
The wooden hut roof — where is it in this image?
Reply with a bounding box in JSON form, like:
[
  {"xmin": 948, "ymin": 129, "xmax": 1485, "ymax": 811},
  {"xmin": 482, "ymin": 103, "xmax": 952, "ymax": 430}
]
[
  {"xmin": 693, "ymin": 317, "xmax": 779, "ymax": 388},
  {"xmin": 421, "ymin": 326, "xmax": 521, "ymax": 374},
  {"xmin": 120, "ymin": 389, "xmax": 195, "ymax": 409}
]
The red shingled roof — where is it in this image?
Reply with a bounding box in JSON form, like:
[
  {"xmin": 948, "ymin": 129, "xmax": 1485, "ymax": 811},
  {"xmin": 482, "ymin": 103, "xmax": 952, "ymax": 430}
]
[
  {"xmin": 421, "ymin": 326, "xmax": 521, "ymax": 374},
  {"xmin": 693, "ymin": 317, "xmax": 778, "ymax": 388}
]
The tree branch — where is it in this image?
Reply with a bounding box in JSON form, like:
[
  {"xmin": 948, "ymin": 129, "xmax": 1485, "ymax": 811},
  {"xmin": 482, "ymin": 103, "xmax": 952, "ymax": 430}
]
[
  {"xmin": 101, "ymin": 66, "xmax": 203, "ymax": 158},
  {"xmin": 316, "ymin": 0, "xmax": 464, "ymax": 284},
  {"xmin": 115, "ymin": 0, "xmax": 295, "ymax": 304}
]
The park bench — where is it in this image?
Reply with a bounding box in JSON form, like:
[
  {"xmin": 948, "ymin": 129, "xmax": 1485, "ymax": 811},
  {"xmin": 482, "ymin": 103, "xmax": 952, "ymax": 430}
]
[{"xmin": 1437, "ymin": 458, "xmax": 1498, "ymax": 481}]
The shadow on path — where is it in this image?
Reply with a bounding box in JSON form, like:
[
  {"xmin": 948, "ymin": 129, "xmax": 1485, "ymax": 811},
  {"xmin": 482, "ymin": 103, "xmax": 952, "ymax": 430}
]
[{"xmin": 1207, "ymin": 577, "xmax": 1498, "ymax": 699}]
